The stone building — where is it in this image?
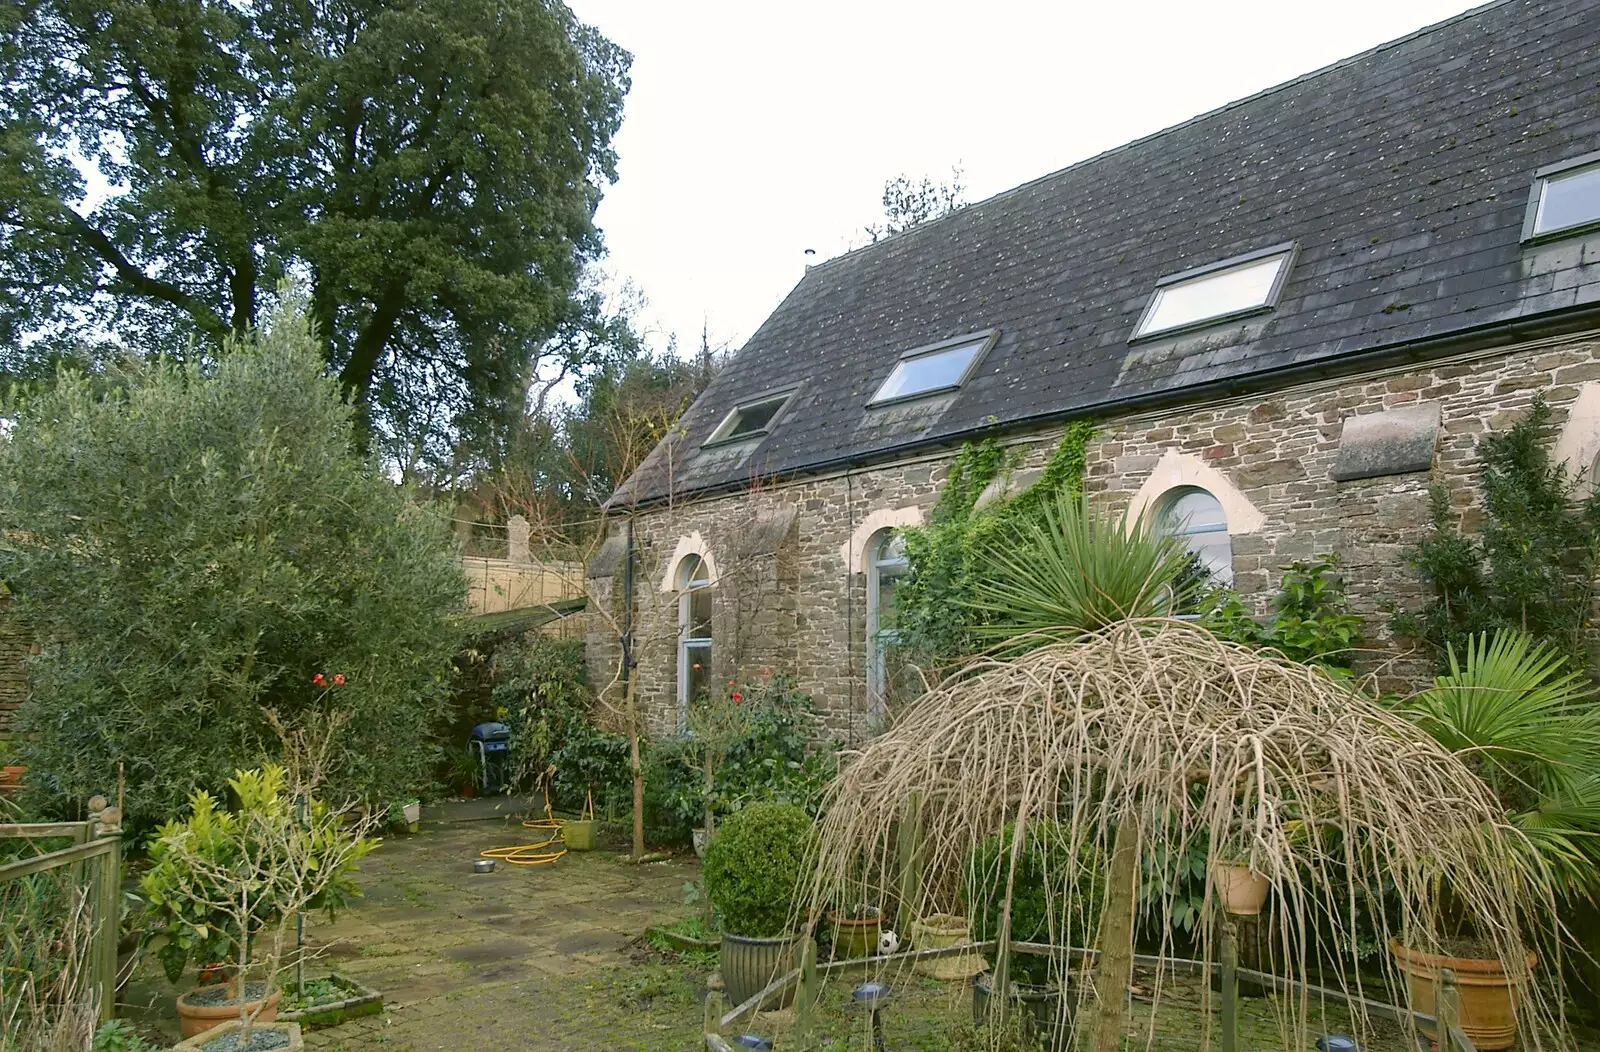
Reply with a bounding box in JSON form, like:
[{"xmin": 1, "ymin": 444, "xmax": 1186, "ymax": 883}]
[{"xmin": 588, "ymin": 0, "xmax": 1600, "ymax": 744}]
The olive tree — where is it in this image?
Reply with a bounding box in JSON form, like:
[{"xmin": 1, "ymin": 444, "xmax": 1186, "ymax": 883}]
[{"xmin": 0, "ymin": 301, "xmax": 467, "ymax": 829}]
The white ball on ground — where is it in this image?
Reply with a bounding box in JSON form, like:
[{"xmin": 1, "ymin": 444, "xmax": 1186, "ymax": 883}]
[{"xmin": 877, "ymin": 930, "xmax": 900, "ymax": 955}]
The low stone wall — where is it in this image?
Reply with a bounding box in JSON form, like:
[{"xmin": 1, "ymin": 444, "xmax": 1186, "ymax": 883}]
[{"xmin": 592, "ymin": 328, "xmax": 1600, "ymax": 739}]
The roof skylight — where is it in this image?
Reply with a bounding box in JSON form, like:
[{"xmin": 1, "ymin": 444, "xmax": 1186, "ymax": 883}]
[
  {"xmin": 1132, "ymin": 245, "xmax": 1296, "ymax": 340},
  {"xmin": 705, "ymin": 390, "xmax": 794, "ymax": 445},
  {"xmin": 868, "ymin": 331, "xmax": 996, "ymax": 406},
  {"xmin": 1523, "ymin": 151, "xmax": 1600, "ymax": 241}
]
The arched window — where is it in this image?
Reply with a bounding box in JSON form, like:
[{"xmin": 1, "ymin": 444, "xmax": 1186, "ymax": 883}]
[
  {"xmin": 1158, "ymin": 487, "xmax": 1233, "ymax": 586},
  {"xmin": 866, "ymin": 530, "xmax": 910, "ymax": 719},
  {"xmin": 677, "ymin": 554, "xmax": 713, "ymax": 710}
]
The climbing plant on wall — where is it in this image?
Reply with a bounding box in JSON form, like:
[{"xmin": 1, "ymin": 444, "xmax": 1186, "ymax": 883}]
[
  {"xmin": 1393, "ymin": 397, "xmax": 1600, "ymax": 669},
  {"xmin": 894, "ymin": 421, "xmax": 1096, "ymax": 671}
]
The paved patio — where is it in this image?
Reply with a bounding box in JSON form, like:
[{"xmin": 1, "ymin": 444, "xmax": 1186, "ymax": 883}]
[{"xmin": 123, "ymin": 799, "xmax": 710, "ymax": 1051}]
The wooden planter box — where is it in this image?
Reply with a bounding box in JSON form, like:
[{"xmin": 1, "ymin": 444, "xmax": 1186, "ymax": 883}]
[{"xmin": 276, "ymin": 974, "xmax": 383, "ymax": 1030}]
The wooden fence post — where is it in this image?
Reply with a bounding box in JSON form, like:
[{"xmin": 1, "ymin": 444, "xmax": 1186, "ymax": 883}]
[
  {"xmin": 795, "ymin": 936, "xmax": 818, "ymax": 1036},
  {"xmin": 1219, "ymin": 915, "xmax": 1239, "ymax": 1052},
  {"xmin": 703, "ymin": 981, "xmax": 725, "ymax": 1037},
  {"xmin": 1436, "ymin": 967, "xmax": 1462, "ymax": 1052},
  {"xmin": 95, "ymin": 822, "xmax": 121, "ymax": 1023}
]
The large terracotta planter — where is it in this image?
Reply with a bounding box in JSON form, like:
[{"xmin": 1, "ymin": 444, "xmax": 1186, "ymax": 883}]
[
  {"xmin": 1211, "ymin": 861, "xmax": 1270, "ymax": 916},
  {"xmin": 176, "ymin": 983, "xmax": 282, "ymax": 1039},
  {"xmin": 1390, "ymin": 939, "xmax": 1535, "ymax": 1051},
  {"xmin": 172, "ymin": 1019, "xmax": 302, "ymax": 1051},
  {"xmin": 719, "ymin": 932, "xmax": 807, "ymax": 1010},
  {"xmin": 909, "ymin": 913, "xmax": 988, "ymax": 980}
]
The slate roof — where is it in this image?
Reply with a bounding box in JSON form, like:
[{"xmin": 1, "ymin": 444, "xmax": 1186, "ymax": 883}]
[{"xmin": 612, "ymin": 0, "xmax": 1600, "ymax": 508}]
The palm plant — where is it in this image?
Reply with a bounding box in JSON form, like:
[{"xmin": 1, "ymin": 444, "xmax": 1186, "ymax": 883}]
[
  {"xmin": 964, "ymin": 494, "xmax": 1197, "ymax": 654},
  {"xmin": 1401, "ymin": 630, "xmax": 1600, "ymax": 898}
]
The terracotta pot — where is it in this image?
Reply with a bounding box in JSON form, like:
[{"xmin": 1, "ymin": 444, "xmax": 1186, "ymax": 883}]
[
  {"xmin": 176, "ymin": 983, "xmax": 282, "ymax": 1039},
  {"xmin": 1390, "ymin": 939, "xmax": 1535, "ymax": 1051},
  {"xmin": 827, "ymin": 908, "xmax": 881, "ymax": 960},
  {"xmin": 909, "ymin": 913, "xmax": 988, "ymax": 980},
  {"xmin": 719, "ymin": 932, "xmax": 807, "ymax": 1010},
  {"xmin": 0, "ymin": 765, "xmax": 25, "ymax": 795},
  {"xmin": 1211, "ymin": 861, "xmax": 1270, "ymax": 916},
  {"xmin": 172, "ymin": 1019, "xmax": 302, "ymax": 1051}
]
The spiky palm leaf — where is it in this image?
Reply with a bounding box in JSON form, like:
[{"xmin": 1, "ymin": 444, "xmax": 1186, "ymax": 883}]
[
  {"xmin": 965, "ymin": 495, "xmax": 1196, "ymax": 653},
  {"xmin": 1404, "ymin": 630, "xmax": 1600, "ymax": 896}
]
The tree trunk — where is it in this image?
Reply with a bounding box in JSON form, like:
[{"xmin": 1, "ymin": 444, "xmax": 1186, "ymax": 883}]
[{"xmin": 1090, "ymin": 817, "xmax": 1139, "ymax": 1052}]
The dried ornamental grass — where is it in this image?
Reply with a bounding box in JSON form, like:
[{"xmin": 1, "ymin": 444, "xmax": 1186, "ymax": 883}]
[{"xmin": 802, "ymin": 620, "xmax": 1572, "ymax": 1050}]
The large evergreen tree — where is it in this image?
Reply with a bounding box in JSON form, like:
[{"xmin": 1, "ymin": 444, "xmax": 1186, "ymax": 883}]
[{"xmin": 0, "ymin": 0, "xmax": 631, "ymax": 455}]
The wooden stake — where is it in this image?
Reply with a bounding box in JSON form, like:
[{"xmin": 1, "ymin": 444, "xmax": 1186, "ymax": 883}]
[{"xmin": 1220, "ymin": 916, "xmax": 1238, "ymax": 1052}]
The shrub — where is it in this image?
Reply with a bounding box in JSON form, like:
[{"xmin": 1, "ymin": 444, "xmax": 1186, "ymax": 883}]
[
  {"xmin": 490, "ymin": 636, "xmax": 591, "ymax": 791},
  {"xmin": 702, "ymin": 801, "xmax": 814, "ymax": 937},
  {"xmin": 139, "ymin": 766, "xmax": 374, "ymax": 983},
  {"xmin": 1201, "ymin": 556, "xmax": 1363, "ymax": 669},
  {"xmin": 0, "ymin": 301, "xmax": 467, "ymax": 830},
  {"xmin": 968, "ymin": 822, "xmax": 1102, "ymax": 985}
]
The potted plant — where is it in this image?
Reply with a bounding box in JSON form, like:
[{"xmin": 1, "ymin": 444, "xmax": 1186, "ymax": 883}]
[
  {"xmin": 702, "ymin": 801, "xmax": 814, "ymax": 1009},
  {"xmin": 1392, "ymin": 631, "xmax": 1596, "ymax": 1050},
  {"xmin": 141, "ymin": 766, "xmax": 377, "ymax": 1048},
  {"xmin": 399, "ymin": 798, "xmax": 421, "ymax": 833},
  {"xmin": 967, "ymin": 822, "xmax": 1101, "ymax": 1052},
  {"xmin": 826, "ymin": 903, "xmax": 882, "ymax": 961},
  {"xmin": 1209, "ymin": 829, "xmax": 1270, "ymax": 917}
]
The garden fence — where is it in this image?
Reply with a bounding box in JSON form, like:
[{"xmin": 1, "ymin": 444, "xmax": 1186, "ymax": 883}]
[
  {"xmin": 703, "ymin": 931, "xmax": 1481, "ymax": 1052},
  {"xmin": 0, "ymin": 810, "xmax": 123, "ymax": 1027}
]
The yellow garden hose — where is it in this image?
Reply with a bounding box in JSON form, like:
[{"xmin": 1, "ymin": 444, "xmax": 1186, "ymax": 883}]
[{"xmin": 477, "ymin": 779, "xmax": 591, "ymax": 868}]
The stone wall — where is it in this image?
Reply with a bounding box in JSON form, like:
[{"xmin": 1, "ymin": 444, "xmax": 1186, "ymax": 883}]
[
  {"xmin": 591, "ymin": 329, "xmax": 1600, "ymax": 737},
  {"xmin": 0, "ymin": 599, "xmax": 32, "ymax": 738}
]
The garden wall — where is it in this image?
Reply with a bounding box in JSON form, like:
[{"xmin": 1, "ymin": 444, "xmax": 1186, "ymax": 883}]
[
  {"xmin": 590, "ymin": 328, "xmax": 1600, "ymax": 742},
  {"xmin": 0, "ymin": 599, "xmax": 31, "ymax": 738}
]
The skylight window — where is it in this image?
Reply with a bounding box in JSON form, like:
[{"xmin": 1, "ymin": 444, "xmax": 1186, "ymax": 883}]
[
  {"xmin": 705, "ymin": 390, "xmax": 795, "ymax": 445},
  {"xmin": 1132, "ymin": 245, "xmax": 1296, "ymax": 340},
  {"xmin": 868, "ymin": 331, "xmax": 996, "ymax": 406},
  {"xmin": 1523, "ymin": 151, "xmax": 1600, "ymax": 241}
]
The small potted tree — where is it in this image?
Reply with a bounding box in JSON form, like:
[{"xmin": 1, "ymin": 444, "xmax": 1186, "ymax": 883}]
[
  {"xmin": 142, "ymin": 766, "xmax": 377, "ymax": 1049},
  {"xmin": 686, "ymin": 681, "xmax": 754, "ymax": 852},
  {"xmin": 702, "ymin": 801, "xmax": 814, "ymax": 1009}
]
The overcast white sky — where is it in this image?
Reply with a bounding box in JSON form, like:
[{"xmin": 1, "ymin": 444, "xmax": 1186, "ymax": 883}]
[{"xmin": 565, "ymin": 0, "xmax": 1481, "ymax": 359}]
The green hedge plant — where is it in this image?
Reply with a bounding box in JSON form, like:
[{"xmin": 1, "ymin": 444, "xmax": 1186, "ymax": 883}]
[
  {"xmin": 968, "ymin": 822, "xmax": 1102, "ymax": 985},
  {"xmin": 0, "ymin": 299, "xmax": 467, "ymax": 830},
  {"xmin": 702, "ymin": 801, "xmax": 814, "ymax": 938}
]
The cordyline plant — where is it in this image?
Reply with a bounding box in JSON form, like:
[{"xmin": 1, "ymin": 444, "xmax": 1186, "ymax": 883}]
[{"xmin": 141, "ymin": 765, "xmax": 378, "ymax": 1045}]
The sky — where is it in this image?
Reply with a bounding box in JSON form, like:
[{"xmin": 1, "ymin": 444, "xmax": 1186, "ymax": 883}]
[{"xmin": 565, "ymin": 0, "xmax": 1483, "ymax": 359}]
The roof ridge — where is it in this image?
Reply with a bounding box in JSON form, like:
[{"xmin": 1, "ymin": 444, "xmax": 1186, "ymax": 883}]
[{"xmin": 808, "ymin": 0, "xmax": 1518, "ymax": 274}]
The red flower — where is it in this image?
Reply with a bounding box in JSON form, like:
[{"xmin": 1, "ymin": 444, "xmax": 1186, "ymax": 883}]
[
  {"xmin": 313, "ymin": 673, "xmax": 326, "ymax": 686},
  {"xmin": 732, "ymin": 692, "xmax": 742, "ymax": 702},
  {"xmin": 333, "ymin": 673, "xmax": 345, "ymax": 686}
]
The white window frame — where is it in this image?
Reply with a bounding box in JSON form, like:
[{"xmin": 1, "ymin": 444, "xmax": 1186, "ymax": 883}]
[
  {"xmin": 703, "ymin": 387, "xmax": 799, "ymax": 446},
  {"xmin": 867, "ymin": 330, "xmax": 998, "ymax": 407},
  {"xmin": 1521, "ymin": 149, "xmax": 1600, "ymax": 243},
  {"xmin": 676, "ymin": 554, "xmax": 713, "ymax": 713},
  {"xmin": 866, "ymin": 529, "xmax": 910, "ymax": 719},
  {"xmin": 1157, "ymin": 486, "xmax": 1234, "ymax": 590},
  {"xmin": 1130, "ymin": 243, "xmax": 1297, "ymax": 341}
]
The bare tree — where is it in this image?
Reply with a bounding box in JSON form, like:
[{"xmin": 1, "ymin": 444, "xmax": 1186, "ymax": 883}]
[{"xmin": 864, "ymin": 166, "xmax": 968, "ymax": 243}]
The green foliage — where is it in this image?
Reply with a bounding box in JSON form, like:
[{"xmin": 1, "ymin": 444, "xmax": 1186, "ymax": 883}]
[
  {"xmin": 968, "ymin": 822, "xmax": 1102, "ymax": 985},
  {"xmin": 0, "ymin": 0, "xmax": 632, "ymax": 466},
  {"xmin": 491, "ymin": 636, "xmax": 591, "ymax": 791},
  {"xmin": 1201, "ymin": 557, "xmax": 1363, "ymax": 668},
  {"xmin": 552, "ymin": 721, "xmax": 633, "ymax": 817},
  {"xmin": 702, "ymin": 801, "xmax": 814, "ymax": 938},
  {"xmin": 0, "ymin": 301, "xmax": 467, "ymax": 831},
  {"xmin": 968, "ymin": 494, "xmax": 1196, "ymax": 655},
  {"xmin": 895, "ymin": 424, "xmax": 1096, "ymax": 669},
  {"xmin": 1399, "ymin": 630, "xmax": 1600, "ymax": 896},
  {"xmin": 648, "ymin": 674, "xmax": 835, "ymax": 841},
  {"xmin": 1394, "ymin": 398, "xmax": 1600, "ymax": 667},
  {"xmin": 139, "ymin": 767, "xmax": 375, "ymax": 983},
  {"xmin": 92, "ymin": 1020, "xmax": 162, "ymax": 1052}
]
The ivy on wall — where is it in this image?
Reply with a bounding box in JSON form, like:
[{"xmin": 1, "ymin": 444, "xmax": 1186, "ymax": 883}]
[{"xmin": 894, "ymin": 421, "xmax": 1096, "ymax": 671}]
